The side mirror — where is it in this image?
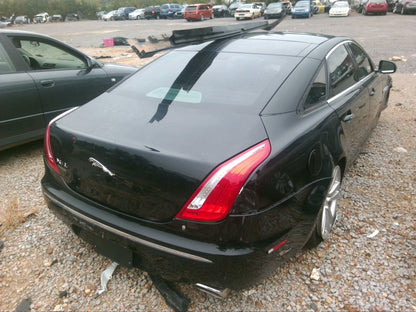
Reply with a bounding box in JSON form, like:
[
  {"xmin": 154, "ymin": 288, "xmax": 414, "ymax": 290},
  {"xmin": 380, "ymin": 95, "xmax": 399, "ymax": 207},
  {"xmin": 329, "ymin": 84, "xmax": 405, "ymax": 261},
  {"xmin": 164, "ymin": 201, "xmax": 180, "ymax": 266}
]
[{"xmin": 378, "ymin": 60, "xmax": 396, "ymax": 74}]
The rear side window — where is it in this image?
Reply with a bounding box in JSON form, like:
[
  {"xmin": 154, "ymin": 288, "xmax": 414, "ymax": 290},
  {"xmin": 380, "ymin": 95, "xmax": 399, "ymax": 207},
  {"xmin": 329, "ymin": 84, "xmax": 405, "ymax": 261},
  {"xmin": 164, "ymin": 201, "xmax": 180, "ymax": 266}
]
[
  {"xmin": 348, "ymin": 43, "xmax": 373, "ymax": 81},
  {"xmin": 304, "ymin": 64, "xmax": 327, "ymax": 110},
  {"xmin": 326, "ymin": 44, "xmax": 356, "ymax": 98}
]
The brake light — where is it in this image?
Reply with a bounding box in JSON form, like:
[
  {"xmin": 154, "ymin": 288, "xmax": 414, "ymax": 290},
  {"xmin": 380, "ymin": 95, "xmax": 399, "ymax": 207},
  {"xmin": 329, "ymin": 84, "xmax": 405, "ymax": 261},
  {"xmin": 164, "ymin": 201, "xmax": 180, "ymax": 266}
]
[
  {"xmin": 44, "ymin": 107, "xmax": 78, "ymax": 175},
  {"xmin": 44, "ymin": 123, "xmax": 60, "ymax": 175},
  {"xmin": 176, "ymin": 140, "xmax": 271, "ymax": 222}
]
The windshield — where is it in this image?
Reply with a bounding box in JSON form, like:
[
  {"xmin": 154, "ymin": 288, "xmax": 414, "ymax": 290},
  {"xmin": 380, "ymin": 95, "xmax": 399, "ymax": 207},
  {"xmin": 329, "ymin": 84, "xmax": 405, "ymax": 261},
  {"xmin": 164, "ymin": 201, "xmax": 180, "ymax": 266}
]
[
  {"xmin": 113, "ymin": 49, "xmax": 299, "ymax": 115},
  {"xmin": 333, "ymin": 1, "xmax": 349, "ymax": 7},
  {"xmin": 296, "ymin": 2, "xmax": 310, "ymax": 7},
  {"xmin": 268, "ymin": 3, "xmax": 282, "ymax": 8},
  {"xmin": 230, "ymin": 2, "xmax": 242, "ymax": 8}
]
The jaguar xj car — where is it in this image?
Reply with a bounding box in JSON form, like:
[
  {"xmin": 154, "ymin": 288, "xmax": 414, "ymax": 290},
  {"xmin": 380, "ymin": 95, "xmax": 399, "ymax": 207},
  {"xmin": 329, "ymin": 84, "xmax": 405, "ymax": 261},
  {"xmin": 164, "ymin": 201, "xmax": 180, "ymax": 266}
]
[{"xmin": 41, "ymin": 31, "xmax": 396, "ymax": 292}]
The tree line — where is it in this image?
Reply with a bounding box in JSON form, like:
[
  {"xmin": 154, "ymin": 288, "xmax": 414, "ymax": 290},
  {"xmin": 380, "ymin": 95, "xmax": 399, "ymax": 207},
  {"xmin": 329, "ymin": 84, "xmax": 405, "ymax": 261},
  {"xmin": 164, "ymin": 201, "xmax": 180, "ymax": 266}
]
[{"xmin": 0, "ymin": 0, "xmax": 221, "ymax": 20}]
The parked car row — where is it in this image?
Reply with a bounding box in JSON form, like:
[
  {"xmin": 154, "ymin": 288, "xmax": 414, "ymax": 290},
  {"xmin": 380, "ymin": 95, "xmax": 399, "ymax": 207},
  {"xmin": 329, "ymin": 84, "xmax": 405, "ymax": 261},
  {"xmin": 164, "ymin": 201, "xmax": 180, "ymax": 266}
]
[
  {"xmin": 4, "ymin": 12, "xmax": 82, "ymax": 24},
  {"xmin": 392, "ymin": 0, "xmax": 416, "ymax": 14}
]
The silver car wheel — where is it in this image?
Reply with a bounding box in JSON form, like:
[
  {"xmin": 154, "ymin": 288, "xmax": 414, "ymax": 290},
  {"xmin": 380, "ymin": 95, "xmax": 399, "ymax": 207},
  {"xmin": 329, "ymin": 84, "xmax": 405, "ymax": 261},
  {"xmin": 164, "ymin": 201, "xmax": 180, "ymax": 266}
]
[{"xmin": 318, "ymin": 165, "xmax": 341, "ymax": 240}]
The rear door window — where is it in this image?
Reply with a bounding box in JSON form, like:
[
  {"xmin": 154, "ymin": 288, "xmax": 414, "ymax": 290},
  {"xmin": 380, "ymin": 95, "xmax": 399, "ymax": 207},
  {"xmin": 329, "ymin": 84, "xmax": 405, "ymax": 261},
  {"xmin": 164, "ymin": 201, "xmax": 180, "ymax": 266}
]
[
  {"xmin": 326, "ymin": 44, "xmax": 356, "ymax": 98},
  {"xmin": 0, "ymin": 43, "xmax": 15, "ymax": 73}
]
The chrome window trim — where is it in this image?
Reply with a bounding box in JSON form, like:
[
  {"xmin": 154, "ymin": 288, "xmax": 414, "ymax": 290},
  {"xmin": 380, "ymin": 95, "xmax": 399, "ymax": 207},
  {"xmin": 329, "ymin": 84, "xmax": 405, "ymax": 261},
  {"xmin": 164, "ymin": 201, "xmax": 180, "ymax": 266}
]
[
  {"xmin": 326, "ymin": 40, "xmax": 374, "ymax": 104},
  {"xmin": 44, "ymin": 192, "xmax": 213, "ymax": 264},
  {"xmin": 327, "ymin": 73, "xmax": 373, "ymax": 104}
]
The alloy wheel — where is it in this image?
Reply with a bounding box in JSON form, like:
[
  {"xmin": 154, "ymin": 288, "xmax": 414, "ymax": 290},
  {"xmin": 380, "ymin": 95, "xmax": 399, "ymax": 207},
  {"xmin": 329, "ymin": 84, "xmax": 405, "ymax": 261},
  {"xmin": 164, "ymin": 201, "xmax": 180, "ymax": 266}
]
[{"xmin": 317, "ymin": 165, "xmax": 342, "ymax": 240}]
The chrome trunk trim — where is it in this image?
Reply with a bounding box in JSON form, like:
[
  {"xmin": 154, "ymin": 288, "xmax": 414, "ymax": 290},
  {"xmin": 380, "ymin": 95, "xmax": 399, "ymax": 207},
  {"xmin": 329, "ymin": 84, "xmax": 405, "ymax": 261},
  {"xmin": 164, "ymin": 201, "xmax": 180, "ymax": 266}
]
[{"xmin": 44, "ymin": 192, "xmax": 213, "ymax": 264}]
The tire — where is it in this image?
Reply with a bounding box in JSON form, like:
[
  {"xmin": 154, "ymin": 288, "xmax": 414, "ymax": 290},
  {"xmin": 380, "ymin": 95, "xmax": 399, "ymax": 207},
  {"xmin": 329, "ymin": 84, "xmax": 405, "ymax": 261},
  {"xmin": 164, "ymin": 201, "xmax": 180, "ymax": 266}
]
[
  {"xmin": 236, "ymin": 17, "xmax": 240, "ymax": 20},
  {"xmin": 305, "ymin": 165, "xmax": 342, "ymax": 249}
]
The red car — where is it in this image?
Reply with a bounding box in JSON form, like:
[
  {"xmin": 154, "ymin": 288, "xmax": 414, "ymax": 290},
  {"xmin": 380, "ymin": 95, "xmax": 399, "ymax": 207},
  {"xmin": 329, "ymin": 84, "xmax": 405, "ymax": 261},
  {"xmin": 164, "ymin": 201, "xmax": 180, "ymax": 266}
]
[
  {"xmin": 362, "ymin": 0, "xmax": 388, "ymax": 14},
  {"xmin": 184, "ymin": 4, "xmax": 213, "ymax": 21}
]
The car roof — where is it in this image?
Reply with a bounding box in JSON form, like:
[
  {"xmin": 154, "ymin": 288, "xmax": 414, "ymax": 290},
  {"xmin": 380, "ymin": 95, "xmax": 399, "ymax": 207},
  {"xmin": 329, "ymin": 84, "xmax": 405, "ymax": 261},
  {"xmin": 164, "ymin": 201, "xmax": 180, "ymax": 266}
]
[
  {"xmin": 178, "ymin": 32, "xmax": 345, "ymax": 59},
  {"xmin": 0, "ymin": 29, "xmax": 53, "ymax": 39}
]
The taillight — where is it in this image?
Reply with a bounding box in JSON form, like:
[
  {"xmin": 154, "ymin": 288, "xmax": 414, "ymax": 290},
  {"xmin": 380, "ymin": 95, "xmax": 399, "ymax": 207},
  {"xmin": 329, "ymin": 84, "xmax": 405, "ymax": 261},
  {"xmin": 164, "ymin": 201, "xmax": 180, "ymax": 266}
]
[
  {"xmin": 44, "ymin": 107, "xmax": 78, "ymax": 175},
  {"xmin": 44, "ymin": 123, "xmax": 60, "ymax": 175},
  {"xmin": 176, "ymin": 140, "xmax": 271, "ymax": 222}
]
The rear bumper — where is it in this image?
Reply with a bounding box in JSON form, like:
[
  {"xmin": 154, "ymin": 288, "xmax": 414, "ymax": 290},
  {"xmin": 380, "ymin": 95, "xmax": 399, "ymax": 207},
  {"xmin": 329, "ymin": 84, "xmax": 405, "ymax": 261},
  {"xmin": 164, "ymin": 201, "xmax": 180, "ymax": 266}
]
[
  {"xmin": 366, "ymin": 8, "xmax": 387, "ymax": 13},
  {"xmin": 292, "ymin": 11, "xmax": 310, "ymax": 17},
  {"xmin": 42, "ymin": 176, "xmax": 314, "ymax": 289},
  {"xmin": 264, "ymin": 13, "xmax": 283, "ymax": 18}
]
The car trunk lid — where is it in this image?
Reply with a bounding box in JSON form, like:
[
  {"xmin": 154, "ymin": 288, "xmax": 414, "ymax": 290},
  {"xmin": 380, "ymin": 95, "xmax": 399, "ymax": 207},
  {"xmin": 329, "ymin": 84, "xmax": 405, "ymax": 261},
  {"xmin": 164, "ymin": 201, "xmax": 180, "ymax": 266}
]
[{"xmin": 50, "ymin": 93, "xmax": 267, "ymax": 222}]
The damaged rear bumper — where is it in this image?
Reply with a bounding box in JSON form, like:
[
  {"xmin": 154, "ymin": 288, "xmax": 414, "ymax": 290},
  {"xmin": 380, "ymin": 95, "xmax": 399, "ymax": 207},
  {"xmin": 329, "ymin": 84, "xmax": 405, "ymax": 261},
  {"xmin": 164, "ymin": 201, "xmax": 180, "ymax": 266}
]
[{"xmin": 42, "ymin": 178, "xmax": 312, "ymax": 290}]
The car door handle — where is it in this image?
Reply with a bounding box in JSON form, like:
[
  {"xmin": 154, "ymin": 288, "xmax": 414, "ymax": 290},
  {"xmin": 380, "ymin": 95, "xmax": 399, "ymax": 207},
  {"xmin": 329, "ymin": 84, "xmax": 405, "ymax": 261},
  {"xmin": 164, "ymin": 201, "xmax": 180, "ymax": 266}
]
[
  {"xmin": 369, "ymin": 88, "xmax": 376, "ymax": 96},
  {"xmin": 342, "ymin": 113, "xmax": 355, "ymax": 122},
  {"xmin": 40, "ymin": 80, "xmax": 55, "ymax": 88}
]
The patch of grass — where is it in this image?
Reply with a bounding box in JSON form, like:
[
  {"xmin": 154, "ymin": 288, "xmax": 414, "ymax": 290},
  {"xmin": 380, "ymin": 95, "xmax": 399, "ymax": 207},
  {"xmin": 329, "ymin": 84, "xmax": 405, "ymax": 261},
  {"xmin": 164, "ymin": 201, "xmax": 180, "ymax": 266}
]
[{"xmin": 0, "ymin": 197, "xmax": 25, "ymax": 233}]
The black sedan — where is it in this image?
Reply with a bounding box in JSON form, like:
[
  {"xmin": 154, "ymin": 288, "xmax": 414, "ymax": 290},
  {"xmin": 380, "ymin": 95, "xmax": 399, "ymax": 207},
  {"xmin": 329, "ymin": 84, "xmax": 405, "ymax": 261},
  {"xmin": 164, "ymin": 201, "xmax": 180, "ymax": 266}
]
[
  {"xmin": 41, "ymin": 31, "xmax": 396, "ymax": 292},
  {"xmin": 264, "ymin": 2, "xmax": 286, "ymax": 19},
  {"xmin": 0, "ymin": 30, "xmax": 136, "ymax": 151}
]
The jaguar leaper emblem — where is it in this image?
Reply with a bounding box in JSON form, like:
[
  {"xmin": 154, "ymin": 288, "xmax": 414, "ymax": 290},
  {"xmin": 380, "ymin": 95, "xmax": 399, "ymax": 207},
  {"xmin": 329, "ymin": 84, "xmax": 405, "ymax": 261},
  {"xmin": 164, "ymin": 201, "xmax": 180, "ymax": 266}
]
[{"xmin": 88, "ymin": 157, "xmax": 115, "ymax": 177}]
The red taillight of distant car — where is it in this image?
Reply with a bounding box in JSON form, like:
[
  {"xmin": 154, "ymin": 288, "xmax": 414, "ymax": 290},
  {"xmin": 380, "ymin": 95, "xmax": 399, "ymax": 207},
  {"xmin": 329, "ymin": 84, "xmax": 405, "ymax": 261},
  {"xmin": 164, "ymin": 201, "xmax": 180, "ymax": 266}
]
[
  {"xmin": 44, "ymin": 123, "xmax": 60, "ymax": 175},
  {"xmin": 176, "ymin": 140, "xmax": 271, "ymax": 222}
]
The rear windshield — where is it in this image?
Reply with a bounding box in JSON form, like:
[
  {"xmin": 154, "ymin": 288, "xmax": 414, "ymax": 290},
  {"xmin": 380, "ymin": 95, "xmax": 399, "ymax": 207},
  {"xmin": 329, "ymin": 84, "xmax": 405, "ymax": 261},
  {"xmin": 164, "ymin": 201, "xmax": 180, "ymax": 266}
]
[
  {"xmin": 113, "ymin": 50, "xmax": 299, "ymax": 113},
  {"xmin": 268, "ymin": 3, "xmax": 282, "ymax": 8},
  {"xmin": 186, "ymin": 6, "xmax": 197, "ymax": 10}
]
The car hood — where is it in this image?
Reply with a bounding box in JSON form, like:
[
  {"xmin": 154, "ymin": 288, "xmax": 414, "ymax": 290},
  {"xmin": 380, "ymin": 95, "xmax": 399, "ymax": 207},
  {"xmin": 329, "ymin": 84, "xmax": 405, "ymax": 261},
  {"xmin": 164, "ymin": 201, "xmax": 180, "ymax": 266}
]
[{"xmin": 50, "ymin": 90, "xmax": 268, "ymax": 222}]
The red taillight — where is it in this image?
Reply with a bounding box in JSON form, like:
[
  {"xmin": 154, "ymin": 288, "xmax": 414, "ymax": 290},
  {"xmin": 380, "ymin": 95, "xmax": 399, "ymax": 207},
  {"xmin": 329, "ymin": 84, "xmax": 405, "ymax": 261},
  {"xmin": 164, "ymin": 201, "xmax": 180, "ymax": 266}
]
[
  {"xmin": 44, "ymin": 107, "xmax": 78, "ymax": 175},
  {"xmin": 168, "ymin": 9, "xmax": 172, "ymax": 12},
  {"xmin": 176, "ymin": 140, "xmax": 271, "ymax": 222},
  {"xmin": 44, "ymin": 123, "xmax": 60, "ymax": 175}
]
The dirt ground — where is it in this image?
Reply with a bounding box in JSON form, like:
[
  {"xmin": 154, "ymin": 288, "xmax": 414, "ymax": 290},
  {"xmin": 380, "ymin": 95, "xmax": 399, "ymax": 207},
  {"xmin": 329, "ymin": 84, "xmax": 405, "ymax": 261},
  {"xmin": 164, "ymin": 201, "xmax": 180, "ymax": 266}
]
[{"xmin": 79, "ymin": 46, "xmax": 161, "ymax": 68}]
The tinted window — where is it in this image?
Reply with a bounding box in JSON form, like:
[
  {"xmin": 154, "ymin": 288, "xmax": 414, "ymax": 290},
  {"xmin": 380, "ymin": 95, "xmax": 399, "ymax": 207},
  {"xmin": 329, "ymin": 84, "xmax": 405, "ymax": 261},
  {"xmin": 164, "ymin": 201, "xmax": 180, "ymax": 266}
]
[
  {"xmin": 348, "ymin": 43, "xmax": 373, "ymax": 81},
  {"xmin": 113, "ymin": 50, "xmax": 299, "ymax": 112},
  {"xmin": 304, "ymin": 64, "xmax": 327, "ymax": 110},
  {"xmin": 0, "ymin": 44, "xmax": 15, "ymax": 73},
  {"xmin": 327, "ymin": 44, "xmax": 356, "ymax": 98},
  {"xmin": 11, "ymin": 38, "xmax": 86, "ymax": 71}
]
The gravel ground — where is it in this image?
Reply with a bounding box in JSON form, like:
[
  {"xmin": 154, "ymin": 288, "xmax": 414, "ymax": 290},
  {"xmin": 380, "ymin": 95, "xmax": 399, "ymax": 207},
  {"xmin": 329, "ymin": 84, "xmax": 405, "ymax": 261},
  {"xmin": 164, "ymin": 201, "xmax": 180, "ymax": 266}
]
[{"xmin": 0, "ymin": 60, "xmax": 415, "ymax": 312}]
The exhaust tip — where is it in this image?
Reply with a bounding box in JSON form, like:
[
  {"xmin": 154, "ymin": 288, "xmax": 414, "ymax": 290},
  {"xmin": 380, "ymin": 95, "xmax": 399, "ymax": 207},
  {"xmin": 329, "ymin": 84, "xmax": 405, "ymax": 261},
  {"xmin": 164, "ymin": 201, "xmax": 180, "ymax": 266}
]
[{"xmin": 195, "ymin": 283, "xmax": 230, "ymax": 299}]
